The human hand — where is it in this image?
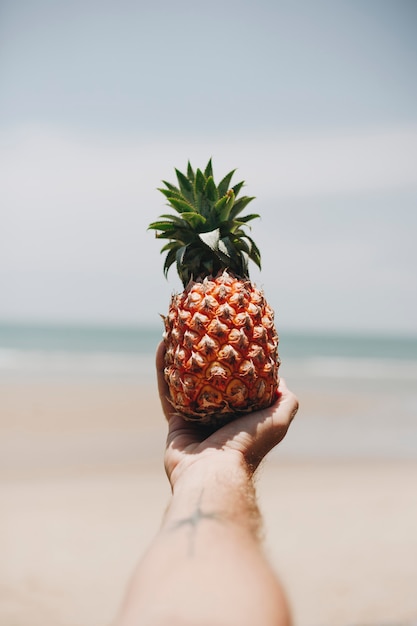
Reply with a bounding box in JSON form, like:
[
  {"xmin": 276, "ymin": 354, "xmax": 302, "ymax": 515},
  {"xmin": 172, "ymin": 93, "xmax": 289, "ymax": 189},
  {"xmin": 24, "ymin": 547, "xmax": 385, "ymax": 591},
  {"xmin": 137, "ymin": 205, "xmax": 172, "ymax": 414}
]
[{"xmin": 156, "ymin": 342, "xmax": 299, "ymax": 489}]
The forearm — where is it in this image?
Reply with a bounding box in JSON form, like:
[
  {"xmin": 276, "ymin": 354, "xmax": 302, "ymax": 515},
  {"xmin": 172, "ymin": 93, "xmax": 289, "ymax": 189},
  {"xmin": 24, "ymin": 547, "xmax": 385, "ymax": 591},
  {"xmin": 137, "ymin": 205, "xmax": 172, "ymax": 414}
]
[
  {"xmin": 165, "ymin": 458, "xmax": 262, "ymax": 542},
  {"xmin": 116, "ymin": 459, "xmax": 292, "ymax": 626}
]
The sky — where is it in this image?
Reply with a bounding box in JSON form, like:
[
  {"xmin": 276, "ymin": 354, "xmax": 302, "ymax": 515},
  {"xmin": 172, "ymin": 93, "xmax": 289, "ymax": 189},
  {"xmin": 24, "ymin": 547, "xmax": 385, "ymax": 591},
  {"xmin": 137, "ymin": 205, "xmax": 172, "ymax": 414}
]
[{"xmin": 1, "ymin": 0, "xmax": 417, "ymax": 334}]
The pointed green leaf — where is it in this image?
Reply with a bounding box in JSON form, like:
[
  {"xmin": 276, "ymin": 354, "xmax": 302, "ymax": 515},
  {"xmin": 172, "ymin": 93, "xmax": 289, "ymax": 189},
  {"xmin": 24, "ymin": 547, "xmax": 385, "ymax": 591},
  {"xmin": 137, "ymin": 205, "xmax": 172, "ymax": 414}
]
[
  {"xmin": 163, "ymin": 247, "xmax": 178, "ymax": 277},
  {"xmin": 247, "ymin": 236, "xmax": 262, "ymax": 268},
  {"xmin": 231, "ymin": 227, "xmax": 247, "ymax": 239},
  {"xmin": 202, "ymin": 235, "xmax": 234, "ymax": 267},
  {"xmin": 229, "ymin": 196, "xmax": 256, "ymax": 219},
  {"xmin": 218, "ymin": 238, "xmax": 232, "ymax": 258},
  {"xmin": 220, "ymin": 221, "xmax": 236, "ymax": 235},
  {"xmin": 158, "ymin": 188, "xmax": 185, "ymax": 203},
  {"xmin": 231, "ymin": 213, "xmax": 260, "ymax": 225},
  {"xmin": 232, "ymin": 180, "xmax": 245, "ymax": 197},
  {"xmin": 204, "ymin": 176, "xmax": 218, "ymax": 202},
  {"xmin": 160, "ymin": 241, "xmax": 181, "ymax": 252},
  {"xmin": 218, "ymin": 236, "xmax": 235, "ymax": 259},
  {"xmin": 147, "ymin": 220, "xmax": 179, "ymax": 232},
  {"xmin": 204, "ymin": 158, "xmax": 213, "ymax": 178},
  {"xmin": 180, "ymin": 212, "xmax": 207, "ymax": 229},
  {"xmin": 215, "ymin": 247, "xmax": 234, "ymax": 266},
  {"xmin": 217, "ymin": 169, "xmax": 236, "ymax": 197},
  {"xmin": 234, "ymin": 238, "xmax": 250, "ymax": 254},
  {"xmin": 198, "ymin": 228, "xmax": 220, "ymax": 251},
  {"xmin": 162, "ymin": 180, "xmax": 180, "ymax": 193},
  {"xmin": 175, "ymin": 168, "xmax": 192, "ymax": 191},
  {"xmin": 194, "ymin": 168, "xmax": 206, "ymax": 194},
  {"xmin": 175, "ymin": 168, "xmax": 195, "ymax": 203},
  {"xmin": 240, "ymin": 250, "xmax": 250, "ymax": 274},
  {"xmin": 175, "ymin": 245, "xmax": 187, "ymax": 278},
  {"xmin": 158, "ymin": 213, "xmax": 188, "ymax": 223},
  {"xmin": 187, "ymin": 161, "xmax": 195, "ymax": 182},
  {"xmin": 154, "ymin": 227, "xmax": 193, "ymax": 242},
  {"xmin": 240, "ymin": 235, "xmax": 261, "ymax": 269},
  {"xmin": 219, "ymin": 236, "xmax": 247, "ymax": 276},
  {"xmin": 213, "ymin": 195, "xmax": 231, "ymax": 222},
  {"xmin": 168, "ymin": 197, "xmax": 197, "ymax": 214},
  {"xmin": 154, "ymin": 214, "xmax": 194, "ymax": 230}
]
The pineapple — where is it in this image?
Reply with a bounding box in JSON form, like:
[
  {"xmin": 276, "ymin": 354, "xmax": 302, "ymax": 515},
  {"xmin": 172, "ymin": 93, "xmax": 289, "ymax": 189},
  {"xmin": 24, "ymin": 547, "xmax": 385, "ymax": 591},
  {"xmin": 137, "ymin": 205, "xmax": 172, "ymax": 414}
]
[{"xmin": 148, "ymin": 159, "xmax": 280, "ymax": 424}]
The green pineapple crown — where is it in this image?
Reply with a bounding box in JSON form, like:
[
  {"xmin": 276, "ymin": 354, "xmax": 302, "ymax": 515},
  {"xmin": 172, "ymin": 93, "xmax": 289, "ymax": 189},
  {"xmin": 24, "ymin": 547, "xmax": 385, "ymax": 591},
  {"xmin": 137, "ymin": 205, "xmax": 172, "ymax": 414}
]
[{"xmin": 148, "ymin": 159, "xmax": 261, "ymax": 287}]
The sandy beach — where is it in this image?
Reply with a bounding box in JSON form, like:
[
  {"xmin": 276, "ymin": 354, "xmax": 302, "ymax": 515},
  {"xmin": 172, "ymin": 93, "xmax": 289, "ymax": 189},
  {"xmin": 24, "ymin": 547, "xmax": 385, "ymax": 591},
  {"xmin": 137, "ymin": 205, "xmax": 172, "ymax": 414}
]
[{"xmin": 1, "ymin": 377, "xmax": 417, "ymax": 626}]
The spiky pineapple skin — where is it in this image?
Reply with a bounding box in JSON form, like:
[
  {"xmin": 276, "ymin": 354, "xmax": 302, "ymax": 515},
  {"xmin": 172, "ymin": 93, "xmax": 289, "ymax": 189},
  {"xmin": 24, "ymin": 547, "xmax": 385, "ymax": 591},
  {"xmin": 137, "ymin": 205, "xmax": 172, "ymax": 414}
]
[{"xmin": 163, "ymin": 270, "xmax": 280, "ymax": 424}]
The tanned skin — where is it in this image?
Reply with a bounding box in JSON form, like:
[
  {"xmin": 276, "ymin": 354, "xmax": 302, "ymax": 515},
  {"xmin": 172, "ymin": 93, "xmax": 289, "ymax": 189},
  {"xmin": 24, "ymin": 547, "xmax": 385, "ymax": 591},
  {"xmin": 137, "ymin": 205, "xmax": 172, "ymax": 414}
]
[{"xmin": 115, "ymin": 342, "xmax": 299, "ymax": 626}]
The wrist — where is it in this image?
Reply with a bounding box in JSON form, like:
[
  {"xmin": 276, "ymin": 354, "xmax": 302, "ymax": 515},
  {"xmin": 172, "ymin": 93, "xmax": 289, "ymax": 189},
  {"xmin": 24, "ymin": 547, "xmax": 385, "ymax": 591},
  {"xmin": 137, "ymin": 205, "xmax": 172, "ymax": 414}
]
[
  {"xmin": 164, "ymin": 454, "xmax": 261, "ymax": 538},
  {"xmin": 169, "ymin": 450, "xmax": 250, "ymax": 494}
]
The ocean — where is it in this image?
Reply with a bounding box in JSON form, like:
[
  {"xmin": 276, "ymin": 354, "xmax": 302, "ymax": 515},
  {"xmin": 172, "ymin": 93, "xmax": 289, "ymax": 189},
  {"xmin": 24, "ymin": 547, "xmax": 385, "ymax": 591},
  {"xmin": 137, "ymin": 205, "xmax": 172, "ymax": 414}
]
[
  {"xmin": 1, "ymin": 322, "xmax": 416, "ymax": 460},
  {"xmin": 1, "ymin": 322, "xmax": 417, "ymax": 383}
]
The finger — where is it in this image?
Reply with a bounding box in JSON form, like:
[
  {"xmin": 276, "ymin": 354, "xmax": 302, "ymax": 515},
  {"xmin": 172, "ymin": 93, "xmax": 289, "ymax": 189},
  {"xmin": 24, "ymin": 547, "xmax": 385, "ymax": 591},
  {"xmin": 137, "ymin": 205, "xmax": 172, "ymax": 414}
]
[
  {"xmin": 248, "ymin": 378, "xmax": 298, "ymax": 458},
  {"xmin": 155, "ymin": 339, "xmax": 165, "ymax": 372},
  {"xmin": 155, "ymin": 341, "xmax": 174, "ymax": 421},
  {"xmin": 258, "ymin": 377, "xmax": 299, "ymax": 443},
  {"xmin": 207, "ymin": 379, "xmax": 299, "ymax": 469},
  {"xmin": 276, "ymin": 377, "xmax": 300, "ymax": 424}
]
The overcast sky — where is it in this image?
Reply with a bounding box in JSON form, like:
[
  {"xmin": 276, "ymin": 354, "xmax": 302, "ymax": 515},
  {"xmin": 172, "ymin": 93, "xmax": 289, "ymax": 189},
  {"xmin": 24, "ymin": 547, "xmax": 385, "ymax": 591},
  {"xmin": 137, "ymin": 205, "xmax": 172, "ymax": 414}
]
[{"xmin": 1, "ymin": 0, "xmax": 417, "ymax": 333}]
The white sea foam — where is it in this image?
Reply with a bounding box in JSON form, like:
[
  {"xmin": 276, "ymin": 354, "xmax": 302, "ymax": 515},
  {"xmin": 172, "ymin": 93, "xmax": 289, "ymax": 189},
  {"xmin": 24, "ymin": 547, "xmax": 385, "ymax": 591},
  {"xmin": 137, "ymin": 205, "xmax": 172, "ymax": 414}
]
[
  {"xmin": 284, "ymin": 356, "xmax": 417, "ymax": 381},
  {"xmin": 0, "ymin": 348, "xmax": 155, "ymax": 380}
]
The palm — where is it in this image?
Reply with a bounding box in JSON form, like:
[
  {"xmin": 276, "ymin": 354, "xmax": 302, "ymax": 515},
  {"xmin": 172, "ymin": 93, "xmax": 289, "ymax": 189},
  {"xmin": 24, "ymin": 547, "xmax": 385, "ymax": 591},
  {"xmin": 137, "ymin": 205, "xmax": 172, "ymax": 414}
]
[{"xmin": 156, "ymin": 343, "xmax": 299, "ymax": 485}]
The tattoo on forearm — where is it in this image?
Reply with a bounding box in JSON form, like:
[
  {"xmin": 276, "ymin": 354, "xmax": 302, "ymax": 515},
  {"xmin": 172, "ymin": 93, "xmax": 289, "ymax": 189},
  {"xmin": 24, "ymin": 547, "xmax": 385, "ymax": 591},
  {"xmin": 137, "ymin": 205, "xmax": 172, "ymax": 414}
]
[
  {"xmin": 166, "ymin": 479, "xmax": 263, "ymax": 556},
  {"xmin": 168, "ymin": 490, "xmax": 222, "ymax": 556}
]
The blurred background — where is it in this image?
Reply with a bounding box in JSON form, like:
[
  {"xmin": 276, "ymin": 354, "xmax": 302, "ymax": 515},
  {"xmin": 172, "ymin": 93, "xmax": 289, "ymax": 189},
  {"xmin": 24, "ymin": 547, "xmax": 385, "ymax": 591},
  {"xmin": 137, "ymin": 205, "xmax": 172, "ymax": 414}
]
[
  {"xmin": 1, "ymin": 2, "xmax": 417, "ymax": 625},
  {"xmin": 1, "ymin": 0, "xmax": 417, "ymax": 331}
]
